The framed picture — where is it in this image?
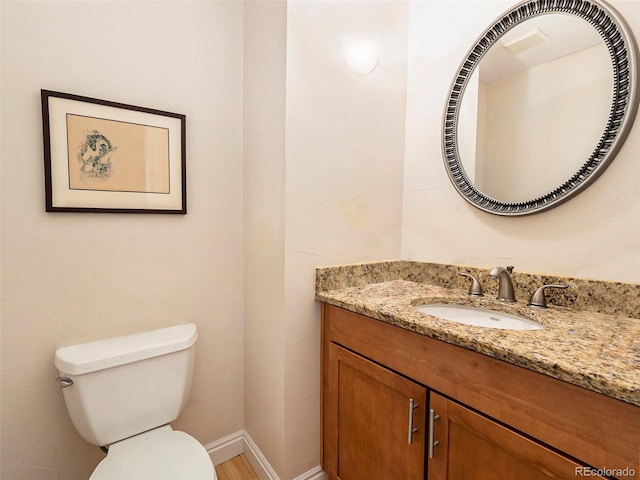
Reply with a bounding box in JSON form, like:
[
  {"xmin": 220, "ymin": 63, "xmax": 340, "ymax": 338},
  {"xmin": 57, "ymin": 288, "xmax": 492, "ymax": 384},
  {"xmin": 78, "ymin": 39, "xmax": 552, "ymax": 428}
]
[{"xmin": 41, "ymin": 90, "xmax": 186, "ymax": 213}]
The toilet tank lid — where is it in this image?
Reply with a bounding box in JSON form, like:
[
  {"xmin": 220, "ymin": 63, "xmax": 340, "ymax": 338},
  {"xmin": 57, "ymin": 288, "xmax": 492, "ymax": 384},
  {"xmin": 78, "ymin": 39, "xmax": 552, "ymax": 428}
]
[{"xmin": 55, "ymin": 323, "xmax": 198, "ymax": 376}]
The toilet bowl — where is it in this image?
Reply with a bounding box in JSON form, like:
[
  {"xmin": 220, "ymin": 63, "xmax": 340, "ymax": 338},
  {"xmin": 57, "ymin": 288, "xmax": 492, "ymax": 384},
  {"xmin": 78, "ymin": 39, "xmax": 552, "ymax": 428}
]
[
  {"xmin": 90, "ymin": 426, "xmax": 215, "ymax": 480},
  {"xmin": 55, "ymin": 323, "xmax": 216, "ymax": 479}
]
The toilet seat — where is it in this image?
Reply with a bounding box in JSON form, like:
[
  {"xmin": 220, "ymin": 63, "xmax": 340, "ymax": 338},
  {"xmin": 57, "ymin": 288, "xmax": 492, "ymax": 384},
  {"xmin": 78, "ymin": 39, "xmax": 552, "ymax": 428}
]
[{"xmin": 90, "ymin": 425, "xmax": 216, "ymax": 480}]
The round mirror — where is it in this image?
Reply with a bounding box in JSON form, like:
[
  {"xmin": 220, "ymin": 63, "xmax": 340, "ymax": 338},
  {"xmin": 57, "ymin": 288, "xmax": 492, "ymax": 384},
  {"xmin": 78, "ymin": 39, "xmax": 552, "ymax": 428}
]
[{"xmin": 443, "ymin": 0, "xmax": 639, "ymax": 216}]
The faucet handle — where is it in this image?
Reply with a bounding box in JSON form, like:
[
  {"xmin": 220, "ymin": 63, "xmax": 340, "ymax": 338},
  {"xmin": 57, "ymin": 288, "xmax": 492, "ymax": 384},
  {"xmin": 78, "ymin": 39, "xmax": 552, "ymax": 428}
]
[
  {"xmin": 458, "ymin": 272, "xmax": 484, "ymax": 297},
  {"xmin": 528, "ymin": 284, "xmax": 568, "ymax": 308}
]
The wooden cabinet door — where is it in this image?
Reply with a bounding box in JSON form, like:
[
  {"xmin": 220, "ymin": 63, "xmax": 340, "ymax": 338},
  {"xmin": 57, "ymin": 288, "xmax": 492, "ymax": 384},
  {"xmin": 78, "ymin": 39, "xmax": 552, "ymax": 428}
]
[
  {"xmin": 428, "ymin": 392, "xmax": 608, "ymax": 480},
  {"xmin": 324, "ymin": 343, "xmax": 427, "ymax": 480}
]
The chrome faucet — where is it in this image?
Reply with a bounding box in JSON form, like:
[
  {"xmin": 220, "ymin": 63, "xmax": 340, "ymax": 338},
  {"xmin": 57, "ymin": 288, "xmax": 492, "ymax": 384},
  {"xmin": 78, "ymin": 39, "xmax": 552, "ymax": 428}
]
[{"xmin": 488, "ymin": 266, "xmax": 516, "ymax": 302}]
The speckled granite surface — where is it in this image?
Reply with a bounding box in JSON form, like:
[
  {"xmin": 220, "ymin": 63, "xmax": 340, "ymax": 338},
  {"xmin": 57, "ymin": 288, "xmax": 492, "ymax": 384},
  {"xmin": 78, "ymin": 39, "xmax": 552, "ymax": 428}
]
[
  {"xmin": 317, "ymin": 260, "xmax": 640, "ymax": 318},
  {"xmin": 316, "ymin": 261, "xmax": 640, "ymax": 406}
]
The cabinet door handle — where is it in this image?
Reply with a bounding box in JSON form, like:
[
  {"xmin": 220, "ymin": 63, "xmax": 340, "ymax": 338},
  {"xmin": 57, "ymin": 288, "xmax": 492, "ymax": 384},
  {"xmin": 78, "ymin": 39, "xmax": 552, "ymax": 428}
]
[
  {"xmin": 407, "ymin": 398, "xmax": 419, "ymax": 444},
  {"xmin": 428, "ymin": 408, "xmax": 440, "ymax": 458}
]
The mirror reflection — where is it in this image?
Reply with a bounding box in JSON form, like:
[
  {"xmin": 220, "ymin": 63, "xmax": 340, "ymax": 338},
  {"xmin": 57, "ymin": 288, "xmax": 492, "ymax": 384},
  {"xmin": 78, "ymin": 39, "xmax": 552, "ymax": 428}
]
[{"xmin": 458, "ymin": 14, "xmax": 613, "ymax": 203}]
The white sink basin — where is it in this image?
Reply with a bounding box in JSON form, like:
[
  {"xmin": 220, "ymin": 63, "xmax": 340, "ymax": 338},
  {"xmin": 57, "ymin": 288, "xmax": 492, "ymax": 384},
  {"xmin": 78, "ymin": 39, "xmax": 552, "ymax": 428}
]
[{"xmin": 416, "ymin": 304, "xmax": 543, "ymax": 331}]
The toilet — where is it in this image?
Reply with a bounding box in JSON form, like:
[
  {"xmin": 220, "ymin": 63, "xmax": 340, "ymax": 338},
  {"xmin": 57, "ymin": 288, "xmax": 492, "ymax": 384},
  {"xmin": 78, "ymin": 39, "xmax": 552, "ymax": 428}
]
[{"xmin": 54, "ymin": 323, "xmax": 216, "ymax": 480}]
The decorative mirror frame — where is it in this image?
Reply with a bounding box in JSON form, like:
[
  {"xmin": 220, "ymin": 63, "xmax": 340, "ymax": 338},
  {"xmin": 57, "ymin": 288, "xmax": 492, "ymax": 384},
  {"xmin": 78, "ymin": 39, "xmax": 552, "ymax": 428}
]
[{"xmin": 442, "ymin": 0, "xmax": 639, "ymax": 216}]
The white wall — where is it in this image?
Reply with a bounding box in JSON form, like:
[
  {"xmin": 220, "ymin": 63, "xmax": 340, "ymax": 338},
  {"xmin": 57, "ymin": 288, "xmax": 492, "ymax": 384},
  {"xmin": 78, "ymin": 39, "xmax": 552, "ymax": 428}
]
[
  {"xmin": 245, "ymin": 1, "xmax": 410, "ymax": 477},
  {"xmin": 1, "ymin": 1, "xmax": 409, "ymax": 478},
  {"xmin": 243, "ymin": 0, "xmax": 287, "ymax": 475},
  {"xmin": 402, "ymin": 0, "xmax": 640, "ymax": 283},
  {"xmin": 1, "ymin": 2, "xmax": 244, "ymax": 479}
]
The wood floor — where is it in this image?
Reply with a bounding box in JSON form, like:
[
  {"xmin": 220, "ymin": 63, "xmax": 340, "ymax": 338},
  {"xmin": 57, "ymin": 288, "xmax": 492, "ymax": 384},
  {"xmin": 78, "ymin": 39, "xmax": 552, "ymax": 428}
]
[{"xmin": 215, "ymin": 454, "xmax": 260, "ymax": 480}]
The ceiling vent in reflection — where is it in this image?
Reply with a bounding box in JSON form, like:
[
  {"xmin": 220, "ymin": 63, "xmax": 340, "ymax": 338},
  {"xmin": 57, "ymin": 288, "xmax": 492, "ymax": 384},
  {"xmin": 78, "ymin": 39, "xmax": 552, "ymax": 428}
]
[{"xmin": 502, "ymin": 28, "xmax": 551, "ymax": 54}]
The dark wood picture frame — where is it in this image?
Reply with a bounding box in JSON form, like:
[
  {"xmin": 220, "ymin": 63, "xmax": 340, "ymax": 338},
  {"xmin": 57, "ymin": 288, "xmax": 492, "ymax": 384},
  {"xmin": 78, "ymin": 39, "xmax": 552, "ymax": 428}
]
[{"xmin": 41, "ymin": 90, "xmax": 186, "ymax": 213}]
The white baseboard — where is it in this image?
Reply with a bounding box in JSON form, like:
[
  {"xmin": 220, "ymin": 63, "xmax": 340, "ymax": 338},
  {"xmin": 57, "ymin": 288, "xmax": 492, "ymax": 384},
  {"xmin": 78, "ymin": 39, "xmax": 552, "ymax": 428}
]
[
  {"xmin": 242, "ymin": 431, "xmax": 280, "ymax": 480},
  {"xmin": 204, "ymin": 429, "xmax": 245, "ymax": 466},
  {"xmin": 291, "ymin": 466, "xmax": 328, "ymax": 480},
  {"xmin": 204, "ymin": 430, "xmax": 327, "ymax": 480}
]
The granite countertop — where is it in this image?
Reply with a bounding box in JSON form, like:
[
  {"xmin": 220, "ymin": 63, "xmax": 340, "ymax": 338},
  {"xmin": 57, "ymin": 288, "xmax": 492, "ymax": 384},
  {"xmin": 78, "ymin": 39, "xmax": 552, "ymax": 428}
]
[{"xmin": 316, "ymin": 278, "xmax": 640, "ymax": 407}]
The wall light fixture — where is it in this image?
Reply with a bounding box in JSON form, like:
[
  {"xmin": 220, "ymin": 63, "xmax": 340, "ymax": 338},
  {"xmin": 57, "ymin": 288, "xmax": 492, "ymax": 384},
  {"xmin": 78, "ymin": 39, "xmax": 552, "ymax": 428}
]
[{"xmin": 342, "ymin": 38, "xmax": 379, "ymax": 76}]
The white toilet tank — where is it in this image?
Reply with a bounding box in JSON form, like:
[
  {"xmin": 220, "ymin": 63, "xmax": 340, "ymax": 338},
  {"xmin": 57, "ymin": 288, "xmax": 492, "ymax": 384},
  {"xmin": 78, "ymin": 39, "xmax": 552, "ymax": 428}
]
[{"xmin": 55, "ymin": 323, "xmax": 198, "ymax": 447}]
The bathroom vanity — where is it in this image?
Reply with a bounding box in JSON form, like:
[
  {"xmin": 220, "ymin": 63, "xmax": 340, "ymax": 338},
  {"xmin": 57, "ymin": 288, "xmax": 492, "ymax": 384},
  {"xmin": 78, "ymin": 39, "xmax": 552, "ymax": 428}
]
[
  {"xmin": 317, "ymin": 262, "xmax": 640, "ymax": 480},
  {"xmin": 316, "ymin": 0, "xmax": 640, "ymax": 475}
]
